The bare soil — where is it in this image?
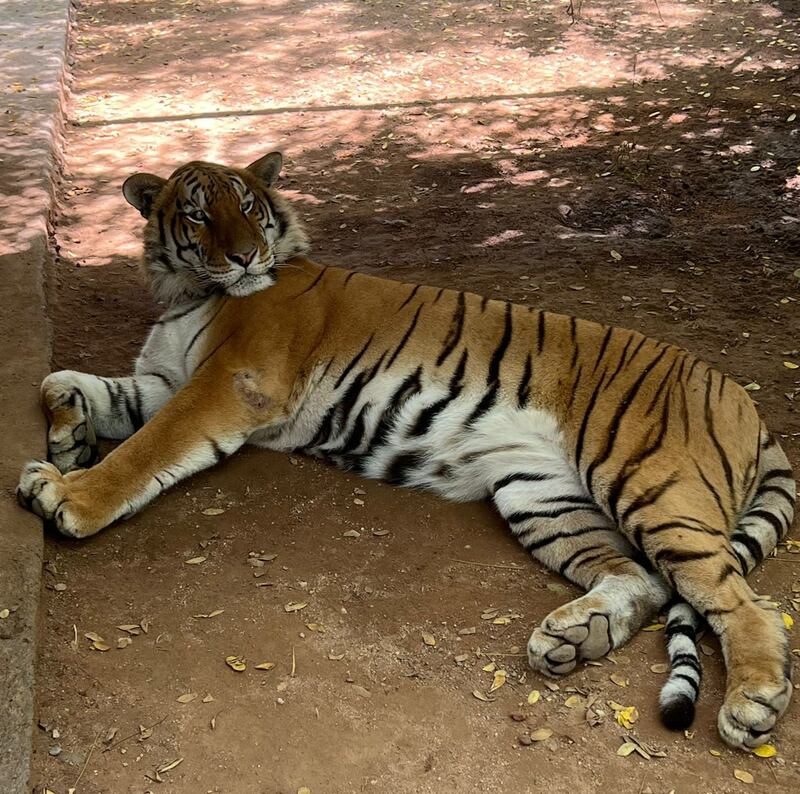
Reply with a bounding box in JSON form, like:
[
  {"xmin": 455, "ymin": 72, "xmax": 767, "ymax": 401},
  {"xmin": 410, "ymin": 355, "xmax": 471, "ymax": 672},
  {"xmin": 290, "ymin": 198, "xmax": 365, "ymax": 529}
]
[{"xmin": 33, "ymin": 1, "xmax": 800, "ymax": 792}]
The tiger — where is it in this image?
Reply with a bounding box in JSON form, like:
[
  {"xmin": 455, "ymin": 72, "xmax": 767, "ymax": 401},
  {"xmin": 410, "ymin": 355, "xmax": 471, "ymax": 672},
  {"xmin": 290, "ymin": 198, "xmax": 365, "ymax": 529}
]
[{"xmin": 17, "ymin": 152, "xmax": 796, "ymax": 751}]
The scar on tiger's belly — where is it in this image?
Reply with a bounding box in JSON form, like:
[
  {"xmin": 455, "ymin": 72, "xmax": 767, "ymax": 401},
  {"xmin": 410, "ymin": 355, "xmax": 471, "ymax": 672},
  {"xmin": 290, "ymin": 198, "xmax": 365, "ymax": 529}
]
[{"xmin": 233, "ymin": 370, "xmax": 272, "ymax": 411}]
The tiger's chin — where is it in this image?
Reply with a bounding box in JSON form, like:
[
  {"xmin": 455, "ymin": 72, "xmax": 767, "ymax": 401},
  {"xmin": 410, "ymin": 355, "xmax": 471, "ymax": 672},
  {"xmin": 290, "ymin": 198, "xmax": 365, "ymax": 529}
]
[{"xmin": 224, "ymin": 271, "xmax": 276, "ymax": 297}]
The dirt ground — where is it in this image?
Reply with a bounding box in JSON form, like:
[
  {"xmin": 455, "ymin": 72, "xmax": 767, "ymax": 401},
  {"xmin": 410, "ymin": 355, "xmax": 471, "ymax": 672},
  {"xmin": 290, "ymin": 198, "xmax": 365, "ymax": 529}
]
[{"xmin": 31, "ymin": 1, "xmax": 800, "ymax": 792}]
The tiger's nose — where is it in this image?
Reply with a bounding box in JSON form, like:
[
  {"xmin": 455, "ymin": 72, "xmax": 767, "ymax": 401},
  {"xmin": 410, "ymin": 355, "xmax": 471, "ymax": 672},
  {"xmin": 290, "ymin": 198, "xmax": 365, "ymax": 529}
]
[{"xmin": 226, "ymin": 249, "xmax": 257, "ymax": 270}]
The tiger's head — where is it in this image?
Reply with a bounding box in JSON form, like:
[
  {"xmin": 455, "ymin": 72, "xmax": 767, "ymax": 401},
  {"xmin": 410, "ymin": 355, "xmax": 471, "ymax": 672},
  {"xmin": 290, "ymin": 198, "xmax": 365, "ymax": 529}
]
[{"xmin": 122, "ymin": 152, "xmax": 309, "ymax": 304}]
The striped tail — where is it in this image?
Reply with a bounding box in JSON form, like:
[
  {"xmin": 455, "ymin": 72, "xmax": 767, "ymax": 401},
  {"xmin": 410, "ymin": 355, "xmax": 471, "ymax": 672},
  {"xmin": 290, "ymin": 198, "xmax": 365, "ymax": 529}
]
[{"xmin": 659, "ymin": 601, "xmax": 703, "ymax": 729}]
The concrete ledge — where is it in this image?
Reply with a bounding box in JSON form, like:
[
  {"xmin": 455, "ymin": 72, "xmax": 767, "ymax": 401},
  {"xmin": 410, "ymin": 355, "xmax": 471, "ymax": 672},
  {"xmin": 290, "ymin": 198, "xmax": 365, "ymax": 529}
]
[{"xmin": 0, "ymin": 2, "xmax": 73, "ymax": 791}]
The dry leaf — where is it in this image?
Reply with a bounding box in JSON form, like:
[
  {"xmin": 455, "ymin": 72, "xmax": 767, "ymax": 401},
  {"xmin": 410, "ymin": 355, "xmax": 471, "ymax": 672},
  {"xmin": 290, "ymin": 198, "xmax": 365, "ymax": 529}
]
[
  {"xmin": 709, "ymin": 749, "xmax": 721, "ymax": 757},
  {"xmin": 609, "ymin": 673, "xmax": 629, "ymax": 687},
  {"xmin": 527, "ymin": 690, "xmax": 541, "ymax": 705},
  {"xmin": 84, "ymin": 632, "xmax": 104, "ymax": 643},
  {"xmin": 117, "ymin": 637, "xmax": 133, "ymax": 649},
  {"xmin": 202, "ymin": 694, "xmax": 214, "ymax": 703},
  {"xmin": 783, "ymin": 361, "xmax": 799, "ymax": 370},
  {"xmin": 194, "ymin": 609, "xmax": 224, "ymax": 619},
  {"xmin": 255, "ymin": 662, "xmax": 275, "ymax": 670},
  {"xmin": 472, "ymin": 689, "xmax": 493, "ymax": 702},
  {"xmin": 92, "ymin": 641, "xmax": 110, "ymax": 652},
  {"xmin": 422, "ymin": 633, "xmax": 436, "ymax": 647},
  {"xmin": 157, "ymin": 757, "xmax": 183, "ymax": 774},
  {"xmin": 564, "ymin": 694, "xmax": 583, "ymax": 708},
  {"xmin": 225, "ymin": 655, "xmax": 246, "ymax": 672},
  {"xmin": 650, "ymin": 663, "xmax": 669, "ymax": 674},
  {"xmin": 617, "ymin": 742, "xmax": 637, "ymax": 757},
  {"xmin": 642, "ymin": 623, "xmax": 665, "ymax": 632},
  {"xmin": 610, "ymin": 250, "xmax": 622, "ymax": 261},
  {"xmin": 733, "ymin": 769, "xmax": 754, "ymax": 784},
  {"xmin": 284, "ymin": 602, "xmax": 308, "ymax": 613},
  {"xmin": 490, "ymin": 670, "xmax": 507, "ymax": 692},
  {"xmin": 781, "ymin": 612, "xmax": 794, "ymax": 630},
  {"xmin": 185, "ymin": 556, "xmax": 207, "ymax": 565},
  {"xmin": 529, "ymin": 727, "xmax": 553, "ymax": 742},
  {"xmin": 177, "ymin": 693, "xmax": 197, "ymax": 704},
  {"xmin": 201, "ymin": 507, "xmax": 225, "ymax": 516},
  {"xmin": 298, "ymin": 788, "xmax": 311, "ymax": 794},
  {"xmin": 482, "ymin": 662, "xmax": 497, "ymax": 673}
]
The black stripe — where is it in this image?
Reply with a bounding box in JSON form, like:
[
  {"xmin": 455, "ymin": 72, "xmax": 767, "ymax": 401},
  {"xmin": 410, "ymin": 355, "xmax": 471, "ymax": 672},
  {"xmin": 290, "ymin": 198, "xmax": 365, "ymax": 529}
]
[
  {"xmin": 692, "ymin": 457, "xmax": 729, "ymax": 523},
  {"xmin": 386, "ymin": 304, "xmax": 423, "ymax": 369},
  {"xmin": 525, "ymin": 525, "xmax": 609, "ymax": 551},
  {"xmin": 655, "ymin": 548, "xmax": 719, "ymax": 565},
  {"xmin": 619, "ymin": 473, "xmax": 679, "ymax": 526},
  {"xmin": 293, "ymin": 266, "xmax": 328, "ymax": 298},
  {"xmin": 670, "ymin": 653, "xmax": 702, "ymax": 676},
  {"xmin": 665, "ymin": 623, "xmax": 697, "ymax": 640},
  {"xmin": 465, "ymin": 382, "xmax": 498, "ymax": 427},
  {"xmin": 517, "ymin": 353, "xmax": 532, "ymax": 408},
  {"xmin": 385, "ymin": 451, "xmax": 425, "ymax": 486},
  {"xmin": 334, "ymin": 403, "xmax": 371, "ymax": 458},
  {"xmin": 508, "ymin": 504, "xmax": 600, "ymax": 523},
  {"xmin": 730, "ymin": 531, "xmax": 764, "ymax": 565},
  {"xmin": 755, "ymin": 484, "xmax": 796, "ymax": 504},
  {"xmin": 367, "ymin": 367, "xmax": 423, "ymax": 451},
  {"xmin": 592, "ymin": 326, "xmax": 614, "ymax": 374},
  {"xmin": 409, "ymin": 350, "xmax": 468, "ymax": 437},
  {"xmin": 433, "ymin": 287, "xmax": 445, "ymax": 304},
  {"xmin": 344, "ymin": 271, "xmax": 357, "ymax": 286},
  {"xmin": 536, "ymin": 311, "xmax": 546, "ymax": 355},
  {"xmin": 672, "ymin": 672, "xmax": 700, "ymax": 697},
  {"xmin": 492, "ymin": 472, "xmax": 555, "ymax": 494},
  {"xmin": 209, "ymin": 439, "xmax": 226, "ymax": 464},
  {"xmin": 761, "ymin": 468, "xmax": 793, "ymax": 482},
  {"xmin": 559, "ymin": 548, "xmax": 613, "ymax": 576},
  {"xmin": 704, "ymin": 375, "xmax": 736, "ymax": 512},
  {"xmin": 397, "ymin": 284, "xmax": 421, "ymax": 312},
  {"xmin": 185, "ymin": 299, "xmax": 228, "ymax": 365},
  {"xmin": 334, "ymin": 335, "xmax": 374, "ymax": 389},
  {"xmin": 586, "ymin": 346, "xmax": 670, "ymax": 492},
  {"xmin": 487, "ymin": 303, "xmax": 513, "ymax": 385},
  {"xmin": 436, "ymin": 292, "xmax": 466, "ymax": 367},
  {"xmin": 742, "ymin": 508, "xmax": 785, "ymax": 541}
]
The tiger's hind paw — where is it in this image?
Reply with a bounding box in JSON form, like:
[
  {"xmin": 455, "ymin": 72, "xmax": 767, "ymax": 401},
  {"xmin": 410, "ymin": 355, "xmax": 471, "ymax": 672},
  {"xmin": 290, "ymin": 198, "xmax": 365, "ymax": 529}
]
[
  {"xmin": 718, "ymin": 678, "xmax": 792, "ymax": 749},
  {"xmin": 527, "ymin": 611, "xmax": 612, "ymax": 677}
]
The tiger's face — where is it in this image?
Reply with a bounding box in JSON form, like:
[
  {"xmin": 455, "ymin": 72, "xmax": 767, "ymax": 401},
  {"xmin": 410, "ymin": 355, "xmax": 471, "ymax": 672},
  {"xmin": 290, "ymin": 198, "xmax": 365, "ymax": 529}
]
[{"xmin": 123, "ymin": 152, "xmax": 309, "ymax": 304}]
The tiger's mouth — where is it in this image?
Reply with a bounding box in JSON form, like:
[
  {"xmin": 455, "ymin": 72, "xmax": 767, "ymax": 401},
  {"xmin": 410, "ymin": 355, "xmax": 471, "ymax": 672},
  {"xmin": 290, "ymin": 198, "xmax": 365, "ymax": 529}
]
[{"xmin": 224, "ymin": 268, "xmax": 276, "ymax": 297}]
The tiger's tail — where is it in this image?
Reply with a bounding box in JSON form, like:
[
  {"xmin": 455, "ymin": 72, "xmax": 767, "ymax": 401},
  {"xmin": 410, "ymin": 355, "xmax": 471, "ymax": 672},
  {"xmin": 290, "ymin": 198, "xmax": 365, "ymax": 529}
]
[
  {"xmin": 659, "ymin": 600, "xmax": 702, "ymax": 730},
  {"xmin": 658, "ymin": 427, "xmax": 796, "ymax": 730}
]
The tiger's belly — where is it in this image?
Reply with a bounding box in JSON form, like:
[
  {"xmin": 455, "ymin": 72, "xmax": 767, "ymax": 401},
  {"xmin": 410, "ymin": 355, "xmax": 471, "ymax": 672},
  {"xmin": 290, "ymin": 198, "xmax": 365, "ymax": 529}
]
[{"xmin": 247, "ymin": 375, "xmax": 567, "ymax": 504}]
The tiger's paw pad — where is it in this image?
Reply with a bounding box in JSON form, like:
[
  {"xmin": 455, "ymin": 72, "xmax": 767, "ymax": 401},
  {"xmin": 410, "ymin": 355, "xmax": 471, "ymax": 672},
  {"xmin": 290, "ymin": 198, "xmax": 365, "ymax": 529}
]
[
  {"xmin": 527, "ymin": 611, "xmax": 613, "ymax": 677},
  {"xmin": 718, "ymin": 679, "xmax": 792, "ymax": 749},
  {"xmin": 16, "ymin": 460, "xmax": 83, "ymax": 538}
]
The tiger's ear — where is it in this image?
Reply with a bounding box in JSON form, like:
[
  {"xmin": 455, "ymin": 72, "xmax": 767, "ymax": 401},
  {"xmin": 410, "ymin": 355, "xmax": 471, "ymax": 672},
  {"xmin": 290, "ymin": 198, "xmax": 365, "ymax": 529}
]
[
  {"xmin": 122, "ymin": 173, "xmax": 167, "ymax": 218},
  {"xmin": 246, "ymin": 152, "xmax": 283, "ymax": 186}
]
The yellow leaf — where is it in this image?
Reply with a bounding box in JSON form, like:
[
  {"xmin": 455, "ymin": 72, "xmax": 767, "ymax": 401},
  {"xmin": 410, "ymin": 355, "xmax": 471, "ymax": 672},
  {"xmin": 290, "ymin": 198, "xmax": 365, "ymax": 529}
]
[
  {"xmin": 614, "ymin": 705, "xmax": 639, "ymax": 729},
  {"xmin": 225, "ymin": 655, "xmax": 246, "ymax": 672},
  {"xmin": 617, "ymin": 742, "xmax": 637, "ymax": 757},
  {"xmin": 527, "ymin": 690, "xmax": 541, "ymax": 705},
  {"xmin": 733, "ymin": 769, "xmax": 754, "ymax": 784},
  {"xmin": 564, "ymin": 694, "xmax": 583, "ymax": 708},
  {"xmin": 284, "ymin": 602, "xmax": 308, "ymax": 613},
  {"xmin": 422, "ymin": 633, "xmax": 436, "ymax": 647},
  {"xmin": 783, "ymin": 361, "xmax": 799, "ymax": 370},
  {"xmin": 489, "ymin": 670, "xmax": 507, "ymax": 692},
  {"xmin": 529, "ymin": 727, "xmax": 553, "ymax": 741},
  {"xmin": 298, "ymin": 788, "xmax": 311, "ymax": 794},
  {"xmin": 185, "ymin": 556, "xmax": 206, "ymax": 565},
  {"xmin": 610, "ymin": 250, "xmax": 622, "ymax": 261},
  {"xmin": 472, "ymin": 689, "xmax": 493, "ymax": 702},
  {"xmin": 255, "ymin": 662, "xmax": 275, "ymax": 671},
  {"xmin": 492, "ymin": 616, "xmax": 512, "ymax": 625},
  {"xmin": 201, "ymin": 507, "xmax": 225, "ymax": 516},
  {"xmin": 753, "ymin": 744, "xmax": 777, "ymax": 758},
  {"xmin": 709, "ymin": 749, "xmax": 721, "ymax": 757},
  {"xmin": 482, "ymin": 662, "xmax": 496, "ymax": 673},
  {"xmin": 609, "ymin": 673, "xmax": 629, "ymax": 687},
  {"xmin": 782, "ymin": 613, "xmax": 794, "ymax": 630},
  {"xmin": 642, "ymin": 623, "xmax": 665, "ymax": 632}
]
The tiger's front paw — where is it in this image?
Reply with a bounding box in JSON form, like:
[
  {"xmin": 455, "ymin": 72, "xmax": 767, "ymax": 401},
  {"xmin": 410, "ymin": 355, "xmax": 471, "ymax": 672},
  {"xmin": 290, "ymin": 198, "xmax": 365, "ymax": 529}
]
[
  {"xmin": 16, "ymin": 460, "xmax": 99, "ymax": 539},
  {"xmin": 42, "ymin": 379, "xmax": 98, "ymax": 473}
]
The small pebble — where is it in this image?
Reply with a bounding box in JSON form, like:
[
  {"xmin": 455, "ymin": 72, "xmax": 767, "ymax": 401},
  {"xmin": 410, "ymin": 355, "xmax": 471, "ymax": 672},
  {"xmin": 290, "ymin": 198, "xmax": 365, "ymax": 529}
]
[
  {"xmin": 49, "ymin": 745, "xmax": 62, "ymax": 757},
  {"xmin": 518, "ymin": 734, "xmax": 532, "ymax": 747},
  {"xmin": 510, "ymin": 713, "xmax": 527, "ymax": 723},
  {"xmin": 53, "ymin": 583, "xmax": 67, "ymax": 592}
]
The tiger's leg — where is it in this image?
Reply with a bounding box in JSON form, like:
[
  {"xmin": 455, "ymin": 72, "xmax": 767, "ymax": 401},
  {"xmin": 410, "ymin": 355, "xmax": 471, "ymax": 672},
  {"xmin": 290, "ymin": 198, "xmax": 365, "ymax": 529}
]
[
  {"xmin": 42, "ymin": 370, "xmax": 175, "ymax": 473},
  {"xmin": 18, "ymin": 367, "xmax": 267, "ymax": 538},
  {"xmin": 626, "ymin": 484, "xmax": 793, "ymax": 749},
  {"xmin": 492, "ymin": 463, "xmax": 670, "ymax": 676}
]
